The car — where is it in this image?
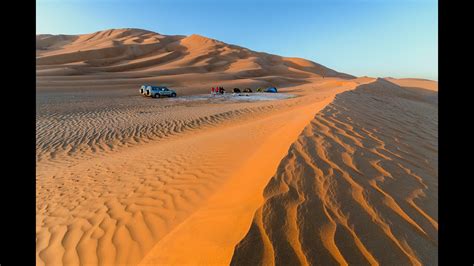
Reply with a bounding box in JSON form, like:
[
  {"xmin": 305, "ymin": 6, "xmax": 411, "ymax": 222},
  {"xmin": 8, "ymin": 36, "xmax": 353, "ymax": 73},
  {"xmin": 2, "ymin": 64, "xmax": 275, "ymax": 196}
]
[{"xmin": 142, "ymin": 85, "xmax": 177, "ymax": 98}]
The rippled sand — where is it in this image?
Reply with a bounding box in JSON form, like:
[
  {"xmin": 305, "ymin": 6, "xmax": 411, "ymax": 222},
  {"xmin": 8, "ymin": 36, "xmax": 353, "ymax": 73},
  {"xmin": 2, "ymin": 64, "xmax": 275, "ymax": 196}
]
[
  {"xmin": 37, "ymin": 28, "xmax": 437, "ymax": 266},
  {"xmin": 37, "ymin": 76, "xmax": 370, "ymax": 265},
  {"xmin": 231, "ymin": 79, "xmax": 438, "ymax": 265}
]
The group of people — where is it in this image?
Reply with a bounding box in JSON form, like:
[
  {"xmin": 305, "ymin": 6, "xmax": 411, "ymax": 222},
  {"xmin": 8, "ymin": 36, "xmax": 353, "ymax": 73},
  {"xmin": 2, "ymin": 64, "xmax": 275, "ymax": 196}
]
[{"xmin": 211, "ymin": 86, "xmax": 225, "ymax": 96}]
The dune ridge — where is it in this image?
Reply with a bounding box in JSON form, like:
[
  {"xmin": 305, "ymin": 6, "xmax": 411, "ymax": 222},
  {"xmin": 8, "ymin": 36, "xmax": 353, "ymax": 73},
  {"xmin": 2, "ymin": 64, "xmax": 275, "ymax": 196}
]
[
  {"xmin": 136, "ymin": 79, "xmax": 373, "ymax": 265},
  {"xmin": 37, "ymin": 28, "xmax": 353, "ymax": 93},
  {"xmin": 231, "ymin": 79, "xmax": 438, "ymax": 265}
]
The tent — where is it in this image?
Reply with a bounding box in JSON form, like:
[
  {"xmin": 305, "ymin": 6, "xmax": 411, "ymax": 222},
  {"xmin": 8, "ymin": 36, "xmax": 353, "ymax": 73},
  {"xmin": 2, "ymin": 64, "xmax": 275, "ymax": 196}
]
[{"xmin": 265, "ymin": 87, "xmax": 278, "ymax": 93}]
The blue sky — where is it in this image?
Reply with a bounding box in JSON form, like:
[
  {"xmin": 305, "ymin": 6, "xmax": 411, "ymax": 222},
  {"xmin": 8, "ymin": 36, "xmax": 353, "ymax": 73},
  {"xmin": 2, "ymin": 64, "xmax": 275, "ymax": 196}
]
[{"xmin": 37, "ymin": 0, "xmax": 438, "ymax": 80}]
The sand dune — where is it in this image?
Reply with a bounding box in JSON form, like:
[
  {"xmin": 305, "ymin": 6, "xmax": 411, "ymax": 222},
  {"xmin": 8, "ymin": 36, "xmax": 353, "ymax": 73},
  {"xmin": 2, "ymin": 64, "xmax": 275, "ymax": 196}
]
[
  {"xmin": 231, "ymin": 78, "xmax": 438, "ymax": 265},
  {"xmin": 37, "ymin": 28, "xmax": 437, "ymax": 266},
  {"xmin": 137, "ymin": 79, "xmax": 375, "ymax": 265},
  {"xmin": 385, "ymin": 77, "xmax": 438, "ymax": 92},
  {"xmin": 37, "ymin": 28, "xmax": 353, "ymax": 93}
]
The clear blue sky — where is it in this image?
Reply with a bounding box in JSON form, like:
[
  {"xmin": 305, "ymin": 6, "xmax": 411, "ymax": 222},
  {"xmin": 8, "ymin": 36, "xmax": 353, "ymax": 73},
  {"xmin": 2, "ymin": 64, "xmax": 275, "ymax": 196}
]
[{"xmin": 37, "ymin": 0, "xmax": 438, "ymax": 80}]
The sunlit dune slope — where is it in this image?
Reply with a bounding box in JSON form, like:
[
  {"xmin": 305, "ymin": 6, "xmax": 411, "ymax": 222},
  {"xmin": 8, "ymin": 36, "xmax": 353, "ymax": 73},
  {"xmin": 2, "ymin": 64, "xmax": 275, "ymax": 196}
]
[{"xmin": 36, "ymin": 28, "xmax": 354, "ymax": 92}]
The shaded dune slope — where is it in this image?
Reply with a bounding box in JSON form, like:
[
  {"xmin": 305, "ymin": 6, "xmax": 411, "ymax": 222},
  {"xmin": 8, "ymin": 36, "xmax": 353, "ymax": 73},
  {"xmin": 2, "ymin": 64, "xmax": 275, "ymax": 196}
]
[
  {"xmin": 36, "ymin": 28, "xmax": 353, "ymax": 92},
  {"xmin": 231, "ymin": 79, "xmax": 438, "ymax": 265},
  {"xmin": 385, "ymin": 78, "xmax": 438, "ymax": 92}
]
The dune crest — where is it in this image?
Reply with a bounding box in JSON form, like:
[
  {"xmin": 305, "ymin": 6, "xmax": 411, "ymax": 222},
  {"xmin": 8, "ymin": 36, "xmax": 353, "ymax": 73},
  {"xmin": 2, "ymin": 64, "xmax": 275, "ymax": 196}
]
[
  {"xmin": 36, "ymin": 28, "xmax": 353, "ymax": 93},
  {"xmin": 231, "ymin": 79, "xmax": 438, "ymax": 265}
]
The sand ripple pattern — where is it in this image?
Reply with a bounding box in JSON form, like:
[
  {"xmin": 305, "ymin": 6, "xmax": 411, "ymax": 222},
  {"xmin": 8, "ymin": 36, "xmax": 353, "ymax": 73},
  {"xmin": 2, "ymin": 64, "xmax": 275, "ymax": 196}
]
[
  {"xmin": 36, "ymin": 93, "xmax": 277, "ymax": 164},
  {"xmin": 36, "ymin": 90, "xmax": 290, "ymax": 266},
  {"xmin": 37, "ymin": 143, "xmax": 234, "ymax": 265},
  {"xmin": 231, "ymin": 79, "xmax": 438, "ymax": 265}
]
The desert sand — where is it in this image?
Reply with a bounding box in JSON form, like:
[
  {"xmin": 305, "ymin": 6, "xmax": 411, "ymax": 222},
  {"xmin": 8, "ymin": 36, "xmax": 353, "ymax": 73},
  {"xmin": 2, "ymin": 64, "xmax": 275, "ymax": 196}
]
[
  {"xmin": 231, "ymin": 78, "xmax": 438, "ymax": 265},
  {"xmin": 36, "ymin": 28, "xmax": 352, "ymax": 94},
  {"xmin": 37, "ymin": 28, "xmax": 437, "ymax": 265},
  {"xmin": 385, "ymin": 77, "xmax": 438, "ymax": 92}
]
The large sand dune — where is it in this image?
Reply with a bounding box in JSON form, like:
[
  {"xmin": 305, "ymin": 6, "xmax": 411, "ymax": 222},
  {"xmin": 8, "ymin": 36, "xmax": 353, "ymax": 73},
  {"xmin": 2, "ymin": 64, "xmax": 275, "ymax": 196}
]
[
  {"xmin": 231, "ymin": 78, "xmax": 438, "ymax": 265},
  {"xmin": 37, "ymin": 28, "xmax": 353, "ymax": 93},
  {"xmin": 37, "ymin": 28, "xmax": 437, "ymax": 266}
]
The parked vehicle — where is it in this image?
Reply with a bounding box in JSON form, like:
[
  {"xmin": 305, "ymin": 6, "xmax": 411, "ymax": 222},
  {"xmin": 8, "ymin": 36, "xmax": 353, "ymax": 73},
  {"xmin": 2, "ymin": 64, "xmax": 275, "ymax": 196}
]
[{"xmin": 146, "ymin": 86, "xmax": 177, "ymax": 98}]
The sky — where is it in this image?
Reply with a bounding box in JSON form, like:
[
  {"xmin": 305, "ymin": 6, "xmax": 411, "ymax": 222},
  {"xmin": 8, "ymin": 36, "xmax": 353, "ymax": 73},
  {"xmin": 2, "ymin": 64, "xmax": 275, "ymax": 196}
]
[{"xmin": 37, "ymin": 0, "xmax": 438, "ymax": 80}]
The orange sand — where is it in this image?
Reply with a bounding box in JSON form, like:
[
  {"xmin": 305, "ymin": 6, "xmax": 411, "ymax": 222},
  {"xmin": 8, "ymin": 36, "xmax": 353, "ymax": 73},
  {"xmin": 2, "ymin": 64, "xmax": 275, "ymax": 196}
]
[
  {"xmin": 231, "ymin": 79, "xmax": 438, "ymax": 265},
  {"xmin": 37, "ymin": 28, "xmax": 437, "ymax": 266}
]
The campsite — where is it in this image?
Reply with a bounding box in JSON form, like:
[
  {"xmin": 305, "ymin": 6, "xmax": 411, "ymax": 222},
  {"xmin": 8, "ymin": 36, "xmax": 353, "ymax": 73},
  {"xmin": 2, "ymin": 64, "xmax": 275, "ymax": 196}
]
[{"xmin": 139, "ymin": 84, "xmax": 285, "ymax": 101}]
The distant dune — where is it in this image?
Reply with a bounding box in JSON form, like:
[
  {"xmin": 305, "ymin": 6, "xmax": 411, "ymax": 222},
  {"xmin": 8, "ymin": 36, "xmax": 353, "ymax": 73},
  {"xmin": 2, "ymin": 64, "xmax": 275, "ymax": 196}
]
[
  {"xmin": 385, "ymin": 77, "xmax": 438, "ymax": 92},
  {"xmin": 36, "ymin": 28, "xmax": 353, "ymax": 93}
]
